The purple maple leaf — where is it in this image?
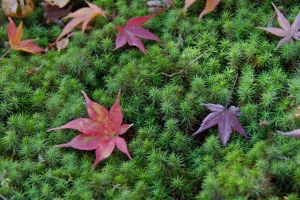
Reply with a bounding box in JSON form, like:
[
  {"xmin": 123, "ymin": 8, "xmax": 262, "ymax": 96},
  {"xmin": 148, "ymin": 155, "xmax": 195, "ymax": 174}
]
[
  {"xmin": 41, "ymin": 2, "xmax": 73, "ymax": 27},
  {"xmin": 257, "ymin": 3, "xmax": 300, "ymax": 50},
  {"xmin": 277, "ymin": 129, "xmax": 300, "ymax": 138},
  {"xmin": 193, "ymin": 104, "xmax": 248, "ymax": 145}
]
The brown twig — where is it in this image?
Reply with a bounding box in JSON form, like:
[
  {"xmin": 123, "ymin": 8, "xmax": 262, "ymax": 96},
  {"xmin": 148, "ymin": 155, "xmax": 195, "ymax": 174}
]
[
  {"xmin": 162, "ymin": 69, "xmax": 184, "ymax": 77},
  {"xmin": 162, "ymin": 51, "xmax": 207, "ymax": 77},
  {"xmin": 0, "ymin": 49, "xmax": 12, "ymax": 61}
]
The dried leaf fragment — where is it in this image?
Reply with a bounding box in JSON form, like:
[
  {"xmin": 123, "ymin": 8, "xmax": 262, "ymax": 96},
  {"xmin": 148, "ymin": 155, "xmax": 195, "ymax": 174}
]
[
  {"xmin": 147, "ymin": 0, "xmax": 173, "ymax": 15},
  {"xmin": 44, "ymin": 0, "xmax": 70, "ymax": 8},
  {"xmin": 1, "ymin": 0, "xmax": 34, "ymax": 18},
  {"xmin": 56, "ymin": 38, "xmax": 69, "ymax": 51},
  {"xmin": 295, "ymin": 106, "xmax": 300, "ymax": 118}
]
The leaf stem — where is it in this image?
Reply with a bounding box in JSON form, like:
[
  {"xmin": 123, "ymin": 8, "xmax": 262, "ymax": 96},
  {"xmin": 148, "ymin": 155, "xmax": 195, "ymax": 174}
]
[
  {"xmin": 225, "ymin": 73, "xmax": 239, "ymax": 108},
  {"xmin": 0, "ymin": 48, "xmax": 12, "ymax": 61}
]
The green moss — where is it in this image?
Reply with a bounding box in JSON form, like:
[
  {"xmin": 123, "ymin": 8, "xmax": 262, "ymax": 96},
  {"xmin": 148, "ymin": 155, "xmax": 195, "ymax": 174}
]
[{"xmin": 1, "ymin": 0, "xmax": 300, "ymax": 199}]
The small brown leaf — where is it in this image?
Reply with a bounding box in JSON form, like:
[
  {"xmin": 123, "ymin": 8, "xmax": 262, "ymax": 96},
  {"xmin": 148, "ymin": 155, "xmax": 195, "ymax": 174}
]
[
  {"xmin": 46, "ymin": 33, "xmax": 73, "ymax": 51},
  {"xmin": 295, "ymin": 106, "xmax": 300, "ymax": 118},
  {"xmin": 259, "ymin": 120, "xmax": 270, "ymax": 128},
  {"xmin": 1, "ymin": 0, "xmax": 35, "ymax": 18},
  {"xmin": 147, "ymin": 0, "xmax": 173, "ymax": 15},
  {"xmin": 56, "ymin": 38, "xmax": 69, "ymax": 51},
  {"xmin": 44, "ymin": 0, "xmax": 70, "ymax": 8}
]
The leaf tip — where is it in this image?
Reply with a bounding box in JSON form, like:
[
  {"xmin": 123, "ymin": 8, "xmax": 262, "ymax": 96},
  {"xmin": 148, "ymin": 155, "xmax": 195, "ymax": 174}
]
[
  {"xmin": 117, "ymin": 89, "xmax": 121, "ymax": 100},
  {"xmin": 192, "ymin": 129, "xmax": 201, "ymax": 137},
  {"xmin": 128, "ymin": 123, "xmax": 134, "ymax": 129}
]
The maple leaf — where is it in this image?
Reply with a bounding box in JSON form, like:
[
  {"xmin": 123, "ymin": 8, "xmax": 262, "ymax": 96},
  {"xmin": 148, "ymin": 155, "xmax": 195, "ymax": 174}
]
[
  {"xmin": 115, "ymin": 16, "xmax": 162, "ymax": 54},
  {"xmin": 277, "ymin": 130, "xmax": 300, "ymax": 138},
  {"xmin": 41, "ymin": 2, "xmax": 73, "ymax": 27},
  {"xmin": 48, "ymin": 91, "xmax": 133, "ymax": 169},
  {"xmin": 277, "ymin": 106, "xmax": 300, "ymax": 139},
  {"xmin": 6, "ymin": 17, "xmax": 44, "ymax": 54},
  {"xmin": 257, "ymin": 3, "xmax": 300, "ymax": 50},
  {"xmin": 192, "ymin": 104, "xmax": 248, "ymax": 145},
  {"xmin": 183, "ymin": 0, "xmax": 221, "ymax": 21},
  {"xmin": 56, "ymin": 1, "xmax": 106, "ymax": 42}
]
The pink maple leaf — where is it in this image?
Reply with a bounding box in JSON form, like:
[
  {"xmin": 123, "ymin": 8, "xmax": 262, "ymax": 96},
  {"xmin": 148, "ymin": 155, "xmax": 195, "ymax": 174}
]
[
  {"xmin": 48, "ymin": 91, "xmax": 133, "ymax": 169},
  {"xmin": 114, "ymin": 15, "xmax": 162, "ymax": 54},
  {"xmin": 257, "ymin": 3, "xmax": 300, "ymax": 50}
]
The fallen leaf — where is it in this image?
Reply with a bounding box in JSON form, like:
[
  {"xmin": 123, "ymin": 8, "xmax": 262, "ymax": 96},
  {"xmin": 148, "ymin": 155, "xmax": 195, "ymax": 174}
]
[
  {"xmin": 277, "ymin": 130, "xmax": 300, "ymax": 138},
  {"xmin": 1, "ymin": 0, "xmax": 34, "ymax": 18},
  {"xmin": 44, "ymin": 0, "xmax": 70, "ymax": 8},
  {"xmin": 115, "ymin": 16, "xmax": 162, "ymax": 54},
  {"xmin": 48, "ymin": 91, "xmax": 133, "ymax": 168},
  {"xmin": 41, "ymin": 2, "xmax": 73, "ymax": 26},
  {"xmin": 56, "ymin": 1, "xmax": 106, "ymax": 41},
  {"xmin": 7, "ymin": 18, "xmax": 44, "ymax": 54},
  {"xmin": 56, "ymin": 38, "xmax": 69, "ymax": 51},
  {"xmin": 295, "ymin": 106, "xmax": 300, "ymax": 118},
  {"xmin": 257, "ymin": 3, "xmax": 300, "ymax": 50},
  {"xmin": 147, "ymin": 0, "xmax": 173, "ymax": 15},
  {"xmin": 46, "ymin": 33, "xmax": 74, "ymax": 51},
  {"xmin": 193, "ymin": 104, "xmax": 248, "ymax": 145},
  {"xmin": 183, "ymin": 0, "xmax": 221, "ymax": 21},
  {"xmin": 259, "ymin": 120, "xmax": 270, "ymax": 128}
]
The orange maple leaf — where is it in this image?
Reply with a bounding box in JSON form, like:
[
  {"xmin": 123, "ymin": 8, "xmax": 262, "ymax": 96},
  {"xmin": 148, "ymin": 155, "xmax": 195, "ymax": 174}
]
[
  {"xmin": 7, "ymin": 17, "xmax": 44, "ymax": 54},
  {"xmin": 183, "ymin": 0, "xmax": 221, "ymax": 21},
  {"xmin": 56, "ymin": 1, "xmax": 106, "ymax": 41}
]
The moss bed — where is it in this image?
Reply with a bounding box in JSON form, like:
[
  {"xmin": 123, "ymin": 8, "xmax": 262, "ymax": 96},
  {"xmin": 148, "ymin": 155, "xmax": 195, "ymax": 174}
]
[{"xmin": 1, "ymin": 0, "xmax": 300, "ymax": 199}]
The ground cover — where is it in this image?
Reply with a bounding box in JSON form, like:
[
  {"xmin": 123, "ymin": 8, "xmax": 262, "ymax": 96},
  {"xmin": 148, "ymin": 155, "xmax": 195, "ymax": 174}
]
[{"xmin": 0, "ymin": 0, "xmax": 300, "ymax": 199}]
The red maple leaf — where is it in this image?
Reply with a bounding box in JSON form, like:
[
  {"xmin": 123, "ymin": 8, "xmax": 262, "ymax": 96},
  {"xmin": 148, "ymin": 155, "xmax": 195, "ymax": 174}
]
[
  {"xmin": 115, "ymin": 15, "xmax": 162, "ymax": 54},
  {"xmin": 48, "ymin": 91, "xmax": 133, "ymax": 168},
  {"xmin": 257, "ymin": 3, "xmax": 300, "ymax": 50},
  {"xmin": 193, "ymin": 104, "xmax": 248, "ymax": 145}
]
